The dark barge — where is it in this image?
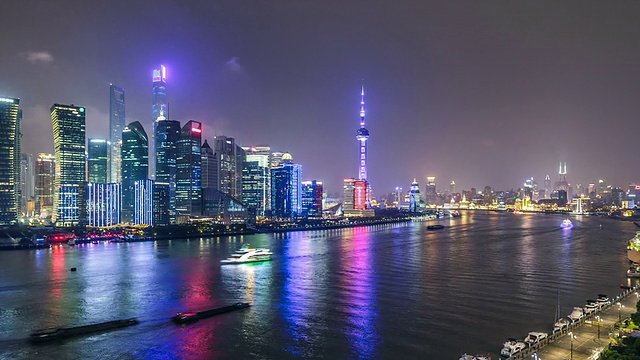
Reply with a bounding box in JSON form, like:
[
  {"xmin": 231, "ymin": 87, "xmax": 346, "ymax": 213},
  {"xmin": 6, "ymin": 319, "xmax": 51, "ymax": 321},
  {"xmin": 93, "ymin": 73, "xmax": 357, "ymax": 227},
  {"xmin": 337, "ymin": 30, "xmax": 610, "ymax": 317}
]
[
  {"xmin": 30, "ymin": 318, "xmax": 139, "ymax": 343},
  {"xmin": 172, "ymin": 302, "xmax": 250, "ymax": 324}
]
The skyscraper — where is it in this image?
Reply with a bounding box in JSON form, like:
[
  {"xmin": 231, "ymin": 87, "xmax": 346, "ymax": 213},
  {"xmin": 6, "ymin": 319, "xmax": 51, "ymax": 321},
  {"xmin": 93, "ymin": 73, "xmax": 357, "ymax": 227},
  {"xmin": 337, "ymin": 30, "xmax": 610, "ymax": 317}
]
[
  {"xmin": 201, "ymin": 140, "xmax": 217, "ymax": 189},
  {"xmin": 150, "ymin": 65, "xmax": 168, "ymax": 179},
  {"xmin": 242, "ymin": 148, "xmax": 270, "ymax": 217},
  {"xmin": 425, "ymin": 176, "xmax": 436, "ymax": 205},
  {"xmin": 301, "ymin": 180, "xmax": 323, "ymax": 218},
  {"xmin": 0, "ymin": 96, "xmax": 21, "ymax": 224},
  {"xmin": 51, "ymin": 103, "xmax": 86, "ymax": 226},
  {"xmin": 88, "ymin": 138, "xmax": 108, "ymax": 183},
  {"xmin": 20, "ymin": 153, "xmax": 34, "ymax": 216},
  {"xmin": 121, "ymin": 121, "xmax": 148, "ymax": 223},
  {"xmin": 155, "ymin": 117, "xmax": 180, "ymax": 223},
  {"xmin": 270, "ymin": 153, "xmax": 302, "ymax": 219},
  {"xmin": 35, "ymin": 153, "xmax": 55, "ymax": 220},
  {"xmin": 86, "ymin": 183, "xmax": 121, "ymax": 227},
  {"xmin": 176, "ymin": 120, "xmax": 202, "ymax": 222},
  {"xmin": 109, "ymin": 84, "xmax": 125, "ymax": 183},
  {"xmin": 213, "ymin": 135, "xmax": 245, "ymax": 200}
]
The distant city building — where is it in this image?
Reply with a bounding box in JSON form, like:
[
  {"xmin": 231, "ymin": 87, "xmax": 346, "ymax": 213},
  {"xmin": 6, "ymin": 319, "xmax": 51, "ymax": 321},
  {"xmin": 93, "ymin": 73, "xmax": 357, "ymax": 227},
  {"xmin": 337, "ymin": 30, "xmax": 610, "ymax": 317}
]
[
  {"xmin": 409, "ymin": 179, "xmax": 420, "ymax": 212},
  {"xmin": 213, "ymin": 135, "xmax": 245, "ymax": 201},
  {"xmin": 270, "ymin": 151, "xmax": 286, "ymax": 169},
  {"xmin": 35, "ymin": 153, "xmax": 55, "ymax": 219},
  {"xmin": 134, "ymin": 179, "xmax": 154, "ymax": 225},
  {"xmin": 86, "ymin": 182, "xmax": 121, "ymax": 227},
  {"xmin": 343, "ymin": 178, "xmax": 373, "ymax": 217},
  {"xmin": 201, "ymin": 139, "xmax": 217, "ymax": 189},
  {"xmin": 301, "ymin": 180, "xmax": 323, "ymax": 218},
  {"xmin": 425, "ymin": 177, "xmax": 437, "ymax": 205},
  {"xmin": 109, "ymin": 84, "xmax": 125, "ymax": 183},
  {"xmin": 88, "ymin": 138, "xmax": 108, "ymax": 183},
  {"xmin": 0, "ymin": 96, "xmax": 21, "ymax": 224},
  {"xmin": 51, "ymin": 103, "xmax": 86, "ymax": 226},
  {"xmin": 270, "ymin": 153, "xmax": 302, "ymax": 219},
  {"xmin": 243, "ymin": 148, "xmax": 270, "ymax": 217},
  {"xmin": 155, "ymin": 118, "xmax": 180, "ymax": 223},
  {"xmin": 176, "ymin": 120, "xmax": 202, "ymax": 222},
  {"xmin": 202, "ymin": 189, "xmax": 247, "ymax": 224},
  {"xmin": 450, "ymin": 181, "xmax": 456, "ymax": 195},
  {"xmin": 555, "ymin": 162, "xmax": 568, "ymax": 191},
  {"xmin": 20, "ymin": 153, "xmax": 34, "ymax": 216},
  {"xmin": 544, "ymin": 175, "xmax": 551, "ymax": 199},
  {"xmin": 121, "ymin": 121, "xmax": 148, "ymax": 223},
  {"xmin": 150, "ymin": 65, "xmax": 168, "ymax": 179}
]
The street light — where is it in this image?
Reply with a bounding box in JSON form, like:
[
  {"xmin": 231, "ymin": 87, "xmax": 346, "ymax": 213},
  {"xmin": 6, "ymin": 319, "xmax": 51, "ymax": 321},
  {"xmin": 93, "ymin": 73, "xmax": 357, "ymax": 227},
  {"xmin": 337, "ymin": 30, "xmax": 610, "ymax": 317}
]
[
  {"xmin": 569, "ymin": 331, "xmax": 577, "ymax": 360},
  {"xmin": 618, "ymin": 302, "xmax": 623, "ymax": 323}
]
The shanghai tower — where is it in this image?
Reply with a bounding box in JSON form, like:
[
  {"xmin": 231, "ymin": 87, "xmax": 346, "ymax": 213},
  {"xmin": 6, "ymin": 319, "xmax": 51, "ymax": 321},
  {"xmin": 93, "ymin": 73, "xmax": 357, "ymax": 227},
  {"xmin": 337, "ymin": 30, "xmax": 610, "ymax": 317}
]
[{"xmin": 150, "ymin": 65, "xmax": 167, "ymax": 179}]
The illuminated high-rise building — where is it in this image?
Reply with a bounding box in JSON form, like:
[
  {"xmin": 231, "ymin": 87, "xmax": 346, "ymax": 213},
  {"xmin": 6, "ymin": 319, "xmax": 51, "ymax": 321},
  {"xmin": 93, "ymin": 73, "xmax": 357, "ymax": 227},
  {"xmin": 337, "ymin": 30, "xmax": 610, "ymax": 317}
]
[
  {"xmin": 155, "ymin": 117, "xmax": 180, "ymax": 222},
  {"xmin": 109, "ymin": 84, "xmax": 125, "ymax": 183},
  {"xmin": 121, "ymin": 121, "xmax": 148, "ymax": 223},
  {"xmin": 20, "ymin": 153, "xmax": 34, "ymax": 216},
  {"xmin": 301, "ymin": 180, "xmax": 323, "ymax": 219},
  {"xmin": 35, "ymin": 153, "xmax": 55, "ymax": 219},
  {"xmin": 86, "ymin": 182, "xmax": 121, "ymax": 227},
  {"xmin": 0, "ymin": 96, "xmax": 21, "ymax": 224},
  {"xmin": 134, "ymin": 179, "xmax": 154, "ymax": 225},
  {"xmin": 51, "ymin": 103, "xmax": 86, "ymax": 226},
  {"xmin": 150, "ymin": 65, "xmax": 167, "ymax": 179},
  {"xmin": 544, "ymin": 174, "xmax": 551, "ymax": 199},
  {"xmin": 343, "ymin": 178, "xmax": 371, "ymax": 216},
  {"xmin": 242, "ymin": 147, "xmax": 271, "ymax": 217},
  {"xmin": 556, "ymin": 162, "xmax": 568, "ymax": 191},
  {"xmin": 88, "ymin": 138, "xmax": 108, "ymax": 183},
  {"xmin": 201, "ymin": 140, "xmax": 217, "ymax": 189},
  {"xmin": 176, "ymin": 120, "xmax": 202, "ymax": 222},
  {"xmin": 270, "ymin": 153, "xmax": 302, "ymax": 219},
  {"xmin": 213, "ymin": 136, "xmax": 245, "ymax": 200}
]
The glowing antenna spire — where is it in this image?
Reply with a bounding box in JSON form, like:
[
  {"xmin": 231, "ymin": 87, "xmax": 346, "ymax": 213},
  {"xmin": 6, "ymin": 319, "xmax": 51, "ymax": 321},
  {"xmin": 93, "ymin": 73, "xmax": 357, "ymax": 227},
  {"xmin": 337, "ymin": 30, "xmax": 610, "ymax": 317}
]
[{"xmin": 360, "ymin": 86, "xmax": 366, "ymax": 124}]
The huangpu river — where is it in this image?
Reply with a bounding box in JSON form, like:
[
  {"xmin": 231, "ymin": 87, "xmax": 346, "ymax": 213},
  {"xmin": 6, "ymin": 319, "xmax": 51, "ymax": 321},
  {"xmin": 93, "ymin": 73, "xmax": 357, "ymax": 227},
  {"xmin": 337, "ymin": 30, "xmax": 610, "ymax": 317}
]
[{"xmin": 0, "ymin": 212, "xmax": 636, "ymax": 359}]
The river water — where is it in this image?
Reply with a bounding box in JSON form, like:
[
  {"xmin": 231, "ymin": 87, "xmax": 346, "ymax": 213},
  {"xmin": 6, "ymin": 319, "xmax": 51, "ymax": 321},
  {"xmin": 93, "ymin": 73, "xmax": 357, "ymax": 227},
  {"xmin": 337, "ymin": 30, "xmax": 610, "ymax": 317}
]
[{"xmin": 0, "ymin": 212, "xmax": 636, "ymax": 359}]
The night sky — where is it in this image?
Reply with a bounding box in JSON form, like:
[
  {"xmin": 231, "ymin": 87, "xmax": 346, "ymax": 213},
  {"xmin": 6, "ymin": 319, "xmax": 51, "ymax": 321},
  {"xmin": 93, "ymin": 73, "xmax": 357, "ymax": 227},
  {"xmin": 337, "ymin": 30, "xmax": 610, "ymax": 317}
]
[{"xmin": 2, "ymin": 1, "xmax": 640, "ymax": 195}]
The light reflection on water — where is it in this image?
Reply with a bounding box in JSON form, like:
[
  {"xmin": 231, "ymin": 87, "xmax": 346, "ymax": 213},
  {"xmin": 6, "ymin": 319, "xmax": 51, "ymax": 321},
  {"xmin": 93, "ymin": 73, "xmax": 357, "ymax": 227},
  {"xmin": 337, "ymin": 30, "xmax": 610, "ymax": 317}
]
[{"xmin": 0, "ymin": 212, "xmax": 637, "ymax": 359}]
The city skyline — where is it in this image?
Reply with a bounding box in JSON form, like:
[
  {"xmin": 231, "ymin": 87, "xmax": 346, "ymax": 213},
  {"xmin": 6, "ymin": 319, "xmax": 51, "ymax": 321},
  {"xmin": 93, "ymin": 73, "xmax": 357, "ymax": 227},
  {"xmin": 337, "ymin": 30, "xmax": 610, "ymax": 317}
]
[{"xmin": 2, "ymin": 1, "xmax": 640, "ymax": 193}]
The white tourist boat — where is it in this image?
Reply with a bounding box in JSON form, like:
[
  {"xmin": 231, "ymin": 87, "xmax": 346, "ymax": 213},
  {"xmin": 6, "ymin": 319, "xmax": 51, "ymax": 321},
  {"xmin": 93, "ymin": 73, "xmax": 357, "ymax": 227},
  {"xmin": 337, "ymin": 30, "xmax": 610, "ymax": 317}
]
[
  {"xmin": 523, "ymin": 331, "xmax": 548, "ymax": 346},
  {"xmin": 560, "ymin": 219, "xmax": 573, "ymax": 229},
  {"xmin": 221, "ymin": 249, "xmax": 273, "ymax": 265},
  {"xmin": 553, "ymin": 317, "xmax": 570, "ymax": 332}
]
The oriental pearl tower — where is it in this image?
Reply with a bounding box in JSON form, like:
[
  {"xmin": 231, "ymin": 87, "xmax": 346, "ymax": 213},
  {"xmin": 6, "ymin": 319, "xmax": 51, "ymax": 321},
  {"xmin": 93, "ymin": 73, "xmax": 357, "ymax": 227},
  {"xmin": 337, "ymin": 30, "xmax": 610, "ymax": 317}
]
[{"xmin": 356, "ymin": 86, "xmax": 371, "ymax": 205}]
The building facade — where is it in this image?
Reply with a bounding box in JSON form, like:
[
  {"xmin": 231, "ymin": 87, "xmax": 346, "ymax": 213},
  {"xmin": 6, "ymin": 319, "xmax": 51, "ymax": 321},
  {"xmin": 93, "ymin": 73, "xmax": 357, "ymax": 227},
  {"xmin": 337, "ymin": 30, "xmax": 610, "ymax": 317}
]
[
  {"xmin": 88, "ymin": 138, "xmax": 108, "ymax": 183},
  {"xmin": 0, "ymin": 97, "xmax": 20, "ymax": 224},
  {"xmin": 155, "ymin": 118, "xmax": 180, "ymax": 223},
  {"xmin": 51, "ymin": 103, "xmax": 86, "ymax": 226},
  {"xmin": 301, "ymin": 180, "xmax": 323, "ymax": 218},
  {"xmin": 109, "ymin": 84, "xmax": 125, "ymax": 183},
  {"xmin": 86, "ymin": 182, "xmax": 121, "ymax": 227},
  {"xmin": 35, "ymin": 153, "xmax": 55, "ymax": 220},
  {"xmin": 270, "ymin": 153, "xmax": 302, "ymax": 219},
  {"xmin": 213, "ymin": 135, "xmax": 244, "ymax": 201},
  {"xmin": 121, "ymin": 121, "xmax": 148, "ymax": 223},
  {"xmin": 243, "ymin": 151, "xmax": 270, "ymax": 217},
  {"xmin": 176, "ymin": 120, "xmax": 202, "ymax": 222},
  {"xmin": 134, "ymin": 179, "xmax": 154, "ymax": 225},
  {"xmin": 20, "ymin": 153, "xmax": 34, "ymax": 216}
]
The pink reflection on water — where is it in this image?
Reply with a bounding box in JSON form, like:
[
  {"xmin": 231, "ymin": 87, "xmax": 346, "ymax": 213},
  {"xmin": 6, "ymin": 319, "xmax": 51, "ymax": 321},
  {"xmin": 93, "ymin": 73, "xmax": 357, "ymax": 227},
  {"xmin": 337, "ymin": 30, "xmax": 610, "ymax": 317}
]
[{"xmin": 339, "ymin": 226, "xmax": 379, "ymax": 358}]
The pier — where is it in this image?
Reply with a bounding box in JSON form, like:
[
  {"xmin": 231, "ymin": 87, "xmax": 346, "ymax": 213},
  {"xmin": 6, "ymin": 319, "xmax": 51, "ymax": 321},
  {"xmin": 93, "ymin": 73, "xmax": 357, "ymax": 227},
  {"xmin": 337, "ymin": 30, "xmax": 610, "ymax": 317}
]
[{"xmin": 503, "ymin": 285, "xmax": 640, "ymax": 360}]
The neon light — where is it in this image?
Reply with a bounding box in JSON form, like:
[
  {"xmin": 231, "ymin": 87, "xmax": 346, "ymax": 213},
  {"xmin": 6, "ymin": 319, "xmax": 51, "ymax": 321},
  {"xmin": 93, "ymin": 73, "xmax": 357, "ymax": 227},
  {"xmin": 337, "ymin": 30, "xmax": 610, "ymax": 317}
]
[
  {"xmin": 161, "ymin": 65, "xmax": 167, "ymax": 81},
  {"xmin": 0, "ymin": 98, "xmax": 15, "ymax": 103},
  {"xmin": 191, "ymin": 127, "xmax": 201, "ymax": 133}
]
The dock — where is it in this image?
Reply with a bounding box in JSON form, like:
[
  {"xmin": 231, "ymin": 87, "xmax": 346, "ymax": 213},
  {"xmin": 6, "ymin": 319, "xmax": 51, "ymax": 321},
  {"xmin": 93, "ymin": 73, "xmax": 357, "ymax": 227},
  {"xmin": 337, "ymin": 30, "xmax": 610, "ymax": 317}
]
[{"xmin": 503, "ymin": 285, "xmax": 640, "ymax": 359}]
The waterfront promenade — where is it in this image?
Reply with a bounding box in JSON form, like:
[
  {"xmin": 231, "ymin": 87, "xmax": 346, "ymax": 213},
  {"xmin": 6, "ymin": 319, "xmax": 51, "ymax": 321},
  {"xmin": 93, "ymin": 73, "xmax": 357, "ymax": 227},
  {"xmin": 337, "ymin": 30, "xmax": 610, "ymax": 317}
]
[{"xmin": 506, "ymin": 285, "xmax": 640, "ymax": 360}]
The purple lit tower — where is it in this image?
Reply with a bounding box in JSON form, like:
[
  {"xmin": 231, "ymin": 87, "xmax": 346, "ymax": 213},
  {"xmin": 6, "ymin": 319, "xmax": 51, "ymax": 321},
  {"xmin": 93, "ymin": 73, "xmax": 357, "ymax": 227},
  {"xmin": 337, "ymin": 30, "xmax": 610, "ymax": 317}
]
[
  {"xmin": 356, "ymin": 86, "xmax": 369, "ymax": 182},
  {"xmin": 356, "ymin": 86, "xmax": 372, "ymax": 205}
]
